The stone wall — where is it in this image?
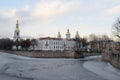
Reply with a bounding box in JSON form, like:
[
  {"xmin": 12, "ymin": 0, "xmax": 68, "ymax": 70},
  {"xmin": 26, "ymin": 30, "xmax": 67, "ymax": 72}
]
[
  {"xmin": 101, "ymin": 52, "xmax": 111, "ymax": 62},
  {"xmin": 1, "ymin": 50, "xmax": 102, "ymax": 58},
  {"xmin": 110, "ymin": 53, "xmax": 120, "ymax": 69},
  {"xmin": 102, "ymin": 51, "xmax": 120, "ymax": 69},
  {"xmin": 3, "ymin": 50, "xmax": 83, "ymax": 58}
]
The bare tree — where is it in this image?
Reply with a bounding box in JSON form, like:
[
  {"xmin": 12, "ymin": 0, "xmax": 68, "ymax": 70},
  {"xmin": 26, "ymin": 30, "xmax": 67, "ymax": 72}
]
[
  {"xmin": 31, "ymin": 39, "xmax": 37, "ymax": 50},
  {"xmin": 20, "ymin": 39, "xmax": 31, "ymax": 50},
  {"xmin": 101, "ymin": 35, "xmax": 110, "ymax": 41},
  {"xmin": 113, "ymin": 18, "xmax": 120, "ymax": 39},
  {"xmin": 89, "ymin": 34, "xmax": 98, "ymax": 41}
]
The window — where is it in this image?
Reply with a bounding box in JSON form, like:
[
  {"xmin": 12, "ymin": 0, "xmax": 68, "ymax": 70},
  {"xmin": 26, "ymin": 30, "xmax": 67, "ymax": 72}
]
[
  {"xmin": 49, "ymin": 41, "xmax": 50, "ymax": 44},
  {"xmin": 17, "ymin": 32, "xmax": 19, "ymax": 36}
]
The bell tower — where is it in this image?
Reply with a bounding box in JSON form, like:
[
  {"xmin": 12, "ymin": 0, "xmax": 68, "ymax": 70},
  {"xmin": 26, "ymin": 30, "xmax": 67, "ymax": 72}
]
[
  {"xmin": 13, "ymin": 19, "xmax": 21, "ymax": 50},
  {"xmin": 13, "ymin": 20, "xmax": 21, "ymax": 41}
]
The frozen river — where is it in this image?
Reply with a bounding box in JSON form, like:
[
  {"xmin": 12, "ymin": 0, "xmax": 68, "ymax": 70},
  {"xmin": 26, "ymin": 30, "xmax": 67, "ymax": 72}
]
[{"xmin": 0, "ymin": 52, "xmax": 120, "ymax": 80}]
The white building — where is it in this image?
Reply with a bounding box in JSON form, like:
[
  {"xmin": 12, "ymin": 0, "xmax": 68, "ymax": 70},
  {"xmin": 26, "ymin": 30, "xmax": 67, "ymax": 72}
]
[
  {"xmin": 35, "ymin": 37, "xmax": 75, "ymax": 51},
  {"xmin": 34, "ymin": 29, "xmax": 80, "ymax": 51}
]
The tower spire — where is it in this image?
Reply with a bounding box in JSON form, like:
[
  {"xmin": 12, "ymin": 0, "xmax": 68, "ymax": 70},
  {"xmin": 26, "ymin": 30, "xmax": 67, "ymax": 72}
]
[
  {"xmin": 16, "ymin": 20, "xmax": 19, "ymax": 31},
  {"xmin": 14, "ymin": 19, "xmax": 20, "ymax": 41},
  {"xmin": 16, "ymin": 20, "xmax": 19, "ymax": 24},
  {"xmin": 13, "ymin": 18, "xmax": 21, "ymax": 50}
]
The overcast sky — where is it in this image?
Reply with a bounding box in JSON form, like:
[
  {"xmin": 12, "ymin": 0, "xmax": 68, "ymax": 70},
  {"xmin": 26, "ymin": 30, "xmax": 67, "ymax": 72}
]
[{"xmin": 0, "ymin": 0, "xmax": 120, "ymax": 39}]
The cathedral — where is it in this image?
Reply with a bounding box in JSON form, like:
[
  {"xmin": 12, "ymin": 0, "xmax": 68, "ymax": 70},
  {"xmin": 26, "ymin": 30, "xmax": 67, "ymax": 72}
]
[{"xmin": 12, "ymin": 19, "xmax": 82, "ymax": 51}]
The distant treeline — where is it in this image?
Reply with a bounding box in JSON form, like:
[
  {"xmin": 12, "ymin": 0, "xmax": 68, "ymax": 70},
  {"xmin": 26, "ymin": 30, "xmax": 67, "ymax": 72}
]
[
  {"xmin": 0, "ymin": 38, "xmax": 36, "ymax": 50},
  {"xmin": 0, "ymin": 38, "xmax": 13, "ymax": 50}
]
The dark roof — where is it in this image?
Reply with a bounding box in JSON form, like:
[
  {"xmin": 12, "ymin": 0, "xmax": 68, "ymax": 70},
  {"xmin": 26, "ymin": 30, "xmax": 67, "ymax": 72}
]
[
  {"xmin": 39, "ymin": 37, "xmax": 62, "ymax": 40},
  {"xmin": 39, "ymin": 37, "xmax": 74, "ymax": 41}
]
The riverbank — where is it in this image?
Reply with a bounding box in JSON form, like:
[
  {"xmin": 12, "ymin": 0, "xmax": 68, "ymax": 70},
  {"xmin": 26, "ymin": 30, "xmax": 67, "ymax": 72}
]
[
  {"xmin": 0, "ymin": 50, "xmax": 101, "ymax": 58},
  {"xmin": 102, "ymin": 52, "xmax": 120, "ymax": 69},
  {"xmin": 0, "ymin": 50, "xmax": 84, "ymax": 58}
]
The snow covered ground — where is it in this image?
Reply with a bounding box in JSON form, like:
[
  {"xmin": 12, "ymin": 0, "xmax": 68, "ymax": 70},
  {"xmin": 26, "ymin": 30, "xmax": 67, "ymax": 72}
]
[
  {"xmin": 0, "ymin": 52, "xmax": 120, "ymax": 80},
  {"xmin": 83, "ymin": 56, "xmax": 120, "ymax": 80}
]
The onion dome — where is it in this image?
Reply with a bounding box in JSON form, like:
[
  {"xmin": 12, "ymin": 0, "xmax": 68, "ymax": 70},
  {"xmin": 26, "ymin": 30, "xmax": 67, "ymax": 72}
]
[
  {"xmin": 57, "ymin": 32, "xmax": 61, "ymax": 38},
  {"xmin": 75, "ymin": 31, "xmax": 80, "ymax": 38}
]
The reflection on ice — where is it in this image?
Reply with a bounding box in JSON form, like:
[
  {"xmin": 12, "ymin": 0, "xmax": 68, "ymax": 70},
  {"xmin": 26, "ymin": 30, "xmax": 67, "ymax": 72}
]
[{"xmin": 84, "ymin": 55, "xmax": 101, "ymax": 60}]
